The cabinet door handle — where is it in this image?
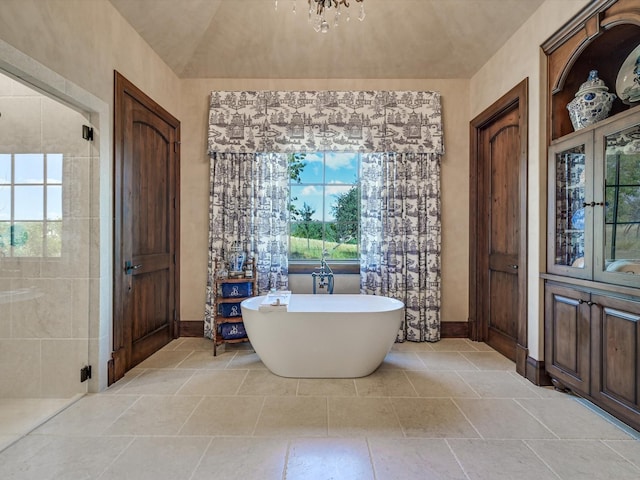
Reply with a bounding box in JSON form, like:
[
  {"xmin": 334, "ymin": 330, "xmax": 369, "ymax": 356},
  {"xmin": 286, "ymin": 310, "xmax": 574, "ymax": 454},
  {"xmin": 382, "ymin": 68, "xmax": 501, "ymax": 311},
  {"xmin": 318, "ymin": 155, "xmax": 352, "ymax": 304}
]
[
  {"xmin": 578, "ymin": 299, "xmax": 585, "ymax": 304},
  {"xmin": 587, "ymin": 301, "xmax": 598, "ymax": 307},
  {"xmin": 582, "ymin": 201, "xmax": 596, "ymax": 207},
  {"xmin": 510, "ymin": 264, "xmax": 518, "ymax": 269}
]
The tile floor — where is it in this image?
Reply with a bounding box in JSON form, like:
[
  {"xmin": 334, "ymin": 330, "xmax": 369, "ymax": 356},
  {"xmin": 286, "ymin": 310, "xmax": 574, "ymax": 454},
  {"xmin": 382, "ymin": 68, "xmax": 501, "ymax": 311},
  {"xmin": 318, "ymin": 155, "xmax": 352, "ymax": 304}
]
[{"xmin": 1, "ymin": 337, "xmax": 639, "ymax": 479}]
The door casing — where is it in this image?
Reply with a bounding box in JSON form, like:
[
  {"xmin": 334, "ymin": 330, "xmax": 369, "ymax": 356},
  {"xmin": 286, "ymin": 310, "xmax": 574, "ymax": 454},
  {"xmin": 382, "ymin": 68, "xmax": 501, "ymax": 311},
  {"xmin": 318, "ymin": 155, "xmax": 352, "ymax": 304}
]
[{"xmin": 469, "ymin": 79, "xmax": 528, "ymax": 377}]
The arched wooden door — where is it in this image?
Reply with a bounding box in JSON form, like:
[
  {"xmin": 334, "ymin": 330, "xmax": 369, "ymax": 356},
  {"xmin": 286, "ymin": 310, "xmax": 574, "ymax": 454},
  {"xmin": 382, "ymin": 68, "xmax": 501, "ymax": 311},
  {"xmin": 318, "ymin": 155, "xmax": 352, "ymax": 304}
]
[
  {"xmin": 470, "ymin": 79, "xmax": 528, "ymax": 376},
  {"xmin": 109, "ymin": 72, "xmax": 180, "ymax": 385}
]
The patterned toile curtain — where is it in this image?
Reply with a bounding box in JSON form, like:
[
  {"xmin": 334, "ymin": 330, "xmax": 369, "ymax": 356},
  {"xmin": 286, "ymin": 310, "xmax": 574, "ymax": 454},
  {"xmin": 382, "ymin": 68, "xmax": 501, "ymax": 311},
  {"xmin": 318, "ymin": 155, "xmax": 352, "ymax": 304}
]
[
  {"xmin": 361, "ymin": 152, "xmax": 441, "ymax": 342},
  {"xmin": 206, "ymin": 90, "xmax": 443, "ymax": 341},
  {"xmin": 204, "ymin": 152, "xmax": 289, "ymax": 340}
]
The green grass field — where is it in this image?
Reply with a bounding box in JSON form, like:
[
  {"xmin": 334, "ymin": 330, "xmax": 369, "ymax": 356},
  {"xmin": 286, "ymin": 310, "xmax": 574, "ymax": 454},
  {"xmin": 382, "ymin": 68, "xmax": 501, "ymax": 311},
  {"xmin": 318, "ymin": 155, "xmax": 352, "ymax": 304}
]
[{"xmin": 289, "ymin": 236, "xmax": 358, "ymax": 260}]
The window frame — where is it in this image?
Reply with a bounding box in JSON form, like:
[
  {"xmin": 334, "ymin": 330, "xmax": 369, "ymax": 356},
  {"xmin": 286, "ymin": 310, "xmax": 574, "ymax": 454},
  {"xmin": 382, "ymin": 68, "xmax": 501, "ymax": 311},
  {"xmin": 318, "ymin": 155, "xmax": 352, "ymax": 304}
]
[
  {"xmin": 287, "ymin": 151, "xmax": 361, "ymax": 267},
  {"xmin": 0, "ymin": 153, "xmax": 63, "ymax": 258}
]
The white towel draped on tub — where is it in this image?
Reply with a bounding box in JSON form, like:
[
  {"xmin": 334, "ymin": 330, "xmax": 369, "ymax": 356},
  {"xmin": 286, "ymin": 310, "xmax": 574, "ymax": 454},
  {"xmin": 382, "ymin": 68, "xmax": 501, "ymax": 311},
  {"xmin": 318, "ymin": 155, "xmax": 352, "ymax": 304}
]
[{"xmin": 258, "ymin": 291, "xmax": 292, "ymax": 312}]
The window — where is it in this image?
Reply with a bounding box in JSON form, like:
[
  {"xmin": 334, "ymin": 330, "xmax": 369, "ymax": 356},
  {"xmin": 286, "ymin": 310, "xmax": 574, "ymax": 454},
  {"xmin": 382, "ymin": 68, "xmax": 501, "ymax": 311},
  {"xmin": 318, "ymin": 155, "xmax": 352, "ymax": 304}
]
[
  {"xmin": 288, "ymin": 152, "xmax": 360, "ymax": 261},
  {"xmin": 0, "ymin": 153, "xmax": 63, "ymax": 257}
]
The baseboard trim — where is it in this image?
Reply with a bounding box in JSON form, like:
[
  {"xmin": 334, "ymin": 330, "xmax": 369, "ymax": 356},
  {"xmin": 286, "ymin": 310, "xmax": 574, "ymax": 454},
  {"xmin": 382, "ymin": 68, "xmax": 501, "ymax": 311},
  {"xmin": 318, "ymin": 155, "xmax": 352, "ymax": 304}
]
[
  {"xmin": 180, "ymin": 320, "xmax": 204, "ymax": 337},
  {"xmin": 525, "ymin": 356, "xmax": 553, "ymax": 386},
  {"xmin": 441, "ymin": 321, "xmax": 469, "ymax": 338},
  {"xmin": 180, "ymin": 319, "xmax": 469, "ymax": 339}
]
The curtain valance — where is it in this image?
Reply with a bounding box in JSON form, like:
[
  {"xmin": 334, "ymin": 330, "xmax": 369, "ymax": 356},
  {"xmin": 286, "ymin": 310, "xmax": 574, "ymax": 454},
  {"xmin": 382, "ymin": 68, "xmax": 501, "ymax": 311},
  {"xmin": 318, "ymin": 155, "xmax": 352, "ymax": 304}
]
[{"xmin": 207, "ymin": 90, "xmax": 443, "ymax": 155}]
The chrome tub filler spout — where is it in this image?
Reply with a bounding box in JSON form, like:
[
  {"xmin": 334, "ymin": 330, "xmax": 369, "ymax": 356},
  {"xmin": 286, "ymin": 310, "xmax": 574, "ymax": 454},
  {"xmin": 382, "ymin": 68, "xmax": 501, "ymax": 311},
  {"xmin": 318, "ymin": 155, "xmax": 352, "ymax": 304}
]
[{"xmin": 312, "ymin": 252, "xmax": 334, "ymax": 294}]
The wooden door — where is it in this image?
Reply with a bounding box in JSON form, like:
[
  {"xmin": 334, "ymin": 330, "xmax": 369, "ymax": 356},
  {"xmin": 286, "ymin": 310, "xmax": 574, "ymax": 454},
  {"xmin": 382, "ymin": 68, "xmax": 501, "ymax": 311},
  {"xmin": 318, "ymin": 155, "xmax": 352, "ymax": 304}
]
[
  {"xmin": 109, "ymin": 72, "xmax": 180, "ymax": 385},
  {"xmin": 470, "ymin": 80, "xmax": 528, "ymax": 375}
]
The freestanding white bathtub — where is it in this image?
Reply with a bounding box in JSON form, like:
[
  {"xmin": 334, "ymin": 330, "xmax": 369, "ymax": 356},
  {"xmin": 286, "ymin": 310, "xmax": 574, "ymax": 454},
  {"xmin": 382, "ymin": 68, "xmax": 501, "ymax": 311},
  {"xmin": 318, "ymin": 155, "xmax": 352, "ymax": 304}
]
[{"xmin": 240, "ymin": 294, "xmax": 404, "ymax": 378}]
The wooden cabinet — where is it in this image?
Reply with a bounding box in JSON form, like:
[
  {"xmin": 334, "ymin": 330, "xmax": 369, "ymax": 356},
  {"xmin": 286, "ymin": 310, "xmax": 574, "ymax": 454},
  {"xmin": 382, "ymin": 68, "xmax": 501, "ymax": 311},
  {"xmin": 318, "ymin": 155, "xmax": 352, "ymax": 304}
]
[
  {"xmin": 591, "ymin": 293, "xmax": 640, "ymax": 429},
  {"xmin": 547, "ymin": 109, "xmax": 640, "ymax": 287},
  {"xmin": 542, "ymin": 0, "xmax": 640, "ymax": 431},
  {"xmin": 213, "ymin": 275, "xmax": 256, "ymax": 356},
  {"xmin": 544, "ymin": 283, "xmax": 591, "ymax": 393},
  {"xmin": 544, "ymin": 282, "xmax": 640, "ymax": 430}
]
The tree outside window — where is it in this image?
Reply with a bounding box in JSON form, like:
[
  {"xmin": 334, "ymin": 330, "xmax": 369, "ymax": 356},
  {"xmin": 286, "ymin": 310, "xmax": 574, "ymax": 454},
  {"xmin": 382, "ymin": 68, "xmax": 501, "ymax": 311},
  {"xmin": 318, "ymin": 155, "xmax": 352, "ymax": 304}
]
[{"xmin": 288, "ymin": 152, "xmax": 360, "ymax": 261}]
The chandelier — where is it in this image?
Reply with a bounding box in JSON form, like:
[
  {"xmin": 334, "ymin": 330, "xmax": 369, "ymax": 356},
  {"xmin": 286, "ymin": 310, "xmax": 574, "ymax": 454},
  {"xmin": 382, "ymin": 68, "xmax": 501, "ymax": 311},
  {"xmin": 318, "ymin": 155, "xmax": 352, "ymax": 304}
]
[{"xmin": 275, "ymin": 0, "xmax": 366, "ymax": 34}]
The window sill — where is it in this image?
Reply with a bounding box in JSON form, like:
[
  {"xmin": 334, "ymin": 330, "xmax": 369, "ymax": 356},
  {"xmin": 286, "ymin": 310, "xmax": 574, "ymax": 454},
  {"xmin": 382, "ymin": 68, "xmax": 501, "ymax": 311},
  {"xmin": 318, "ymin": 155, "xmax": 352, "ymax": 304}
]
[{"xmin": 288, "ymin": 261, "xmax": 360, "ymax": 275}]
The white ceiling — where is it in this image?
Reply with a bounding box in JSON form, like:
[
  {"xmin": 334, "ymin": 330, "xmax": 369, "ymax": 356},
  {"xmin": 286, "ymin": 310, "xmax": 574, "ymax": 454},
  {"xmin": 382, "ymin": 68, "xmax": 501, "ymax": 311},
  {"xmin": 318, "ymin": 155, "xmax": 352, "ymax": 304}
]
[{"xmin": 108, "ymin": 0, "xmax": 546, "ymax": 79}]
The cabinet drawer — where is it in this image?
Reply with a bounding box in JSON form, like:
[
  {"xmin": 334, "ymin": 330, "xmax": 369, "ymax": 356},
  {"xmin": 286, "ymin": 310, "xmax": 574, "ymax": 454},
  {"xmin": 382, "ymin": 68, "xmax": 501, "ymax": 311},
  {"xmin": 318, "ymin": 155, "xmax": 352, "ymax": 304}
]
[{"xmin": 221, "ymin": 282, "xmax": 252, "ymax": 298}]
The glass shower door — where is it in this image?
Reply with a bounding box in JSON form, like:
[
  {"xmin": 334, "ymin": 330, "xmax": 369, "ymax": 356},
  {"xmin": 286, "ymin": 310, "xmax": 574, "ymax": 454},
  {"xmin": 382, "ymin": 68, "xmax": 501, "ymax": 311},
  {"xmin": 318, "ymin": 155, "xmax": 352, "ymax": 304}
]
[{"xmin": 0, "ymin": 70, "xmax": 93, "ymax": 448}]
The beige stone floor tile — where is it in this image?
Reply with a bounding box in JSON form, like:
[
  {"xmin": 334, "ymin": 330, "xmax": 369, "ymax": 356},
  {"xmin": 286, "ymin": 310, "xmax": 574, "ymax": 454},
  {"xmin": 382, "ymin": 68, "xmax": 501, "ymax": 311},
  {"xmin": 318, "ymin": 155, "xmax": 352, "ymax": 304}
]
[
  {"xmin": 369, "ymin": 437, "xmax": 467, "ymax": 480},
  {"xmin": 179, "ymin": 396, "xmax": 264, "ymax": 435},
  {"xmin": 461, "ymin": 351, "xmax": 516, "ymax": 370},
  {"xmin": 0, "ymin": 398, "xmax": 73, "ymax": 435},
  {"xmin": 100, "ymin": 367, "xmax": 145, "ymax": 394},
  {"xmin": 135, "ymin": 349, "xmax": 193, "ymax": 369},
  {"xmin": 191, "ymin": 437, "xmax": 288, "ymax": 480},
  {"xmin": 604, "ymin": 440, "xmax": 640, "ymax": 469},
  {"xmin": 5, "ymin": 338, "xmax": 640, "ymax": 480},
  {"xmin": 0, "ymin": 435, "xmax": 128, "ymax": 479},
  {"xmin": 227, "ymin": 351, "xmax": 267, "ymax": 370},
  {"xmin": 328, "ymin": 397, "xmax": 403, "ymax": 437},
  {"xmin": 391, "ymin": 397, "xmax": 479, "ymax": 438},
  {"xmin": 238, "ymin": 370, "xmax": 299, "ymax": 396},
  {"xmin": 0, "ymin": 436, "xmax": 17, "ymax": 452},
  {"xmin": 104, "ymin": 395, "xmax": 202, "ymax": 436},
  {"xmin": 355, "ymin": 369, "xmax": 418, "ymax": 397},
  {"xmin": 176, "ymin": 370, "xmax": 248, "ymax": 395},
  {"xmin": 170, "ymin": 337, "xmax": 214, "ymax": 351},
  {"xmin": 391, "ymin": 341, "xmax": 435, "ymax": 352},
  {"xmin": 457, "ymin": 370, "xmax": 542, "ymax": 398},
  {"xmin": 454, "ymin": 398, "xmax": 556, "ymax": 439},
  {"xmin": 517, "ymin": 398, "xmax": 634, "ymax": 440},
  {"xmin": 430, "ymin": 338, "xmax": 481, "ymax": 351},
  {"xmin": 405, "ymin": 370, "xmax": 480, "ymax": 398},
  {"xmin": 379, "ymin": 351, "xmax": 428, "ymax": 370},
  {"xmin": 33, "ymin": 394, "xmax": 139, "ymax": 436},
  {"xmin": 526, "ymin": 439, "xmax": 640, "ymax": 479},
  {"xmin": 99, "ymin": 436, "xmax": 211, "ymax": 480},
  {"xmin": 416, "ymin": 351, "xmax": 479, "ymax": 371},
  {"xmin": 448, "ymin": 438, "xmax": 559, "ymax": 480},
  {"xmin": 254, "ymin": 396, "xmax": 328, "ymax": 437},
  {"xmin": 116, "ymin": 368, "xmax": 195, "ymax": 395},
  {"xmin": 174, "ymin": 350, "xmax": 234, "ymax": 369},
  {"xmin": 298, "ymin": 378, "xmax": 357, "ymax": 396},
  {"xmin": 285, "ymin": 437, "xmax": 375, "ymax": 480},
  {"xmin": 465, "ymin": 340, "xmax": 496, "ymax": 352}
]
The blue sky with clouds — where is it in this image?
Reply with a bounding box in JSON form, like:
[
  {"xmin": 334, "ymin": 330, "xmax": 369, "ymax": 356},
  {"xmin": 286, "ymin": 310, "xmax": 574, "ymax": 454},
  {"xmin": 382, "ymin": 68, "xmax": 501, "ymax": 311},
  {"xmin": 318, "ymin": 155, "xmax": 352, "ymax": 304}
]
[{"xmin": 291, "ymin": 152, "xmax": 359, "ymax": 221}]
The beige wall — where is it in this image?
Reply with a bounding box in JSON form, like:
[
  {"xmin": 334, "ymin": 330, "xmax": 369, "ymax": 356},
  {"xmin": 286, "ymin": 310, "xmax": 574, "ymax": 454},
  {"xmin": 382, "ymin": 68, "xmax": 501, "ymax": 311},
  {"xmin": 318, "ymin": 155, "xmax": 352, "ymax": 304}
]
[
  {"xmin": 0, "ymin": 0, "xmax": 181, "ymax": 118},
  {"xmin": 180, "ymin": 78, "xmax": 471, "ymax": 324},
  {"xmin": 469, "ymin": 0, "xmax": 590, "ymax": 359},
  {"xmin": 0, "ymin": 0, "xmax": 593, "ymax": 390}
]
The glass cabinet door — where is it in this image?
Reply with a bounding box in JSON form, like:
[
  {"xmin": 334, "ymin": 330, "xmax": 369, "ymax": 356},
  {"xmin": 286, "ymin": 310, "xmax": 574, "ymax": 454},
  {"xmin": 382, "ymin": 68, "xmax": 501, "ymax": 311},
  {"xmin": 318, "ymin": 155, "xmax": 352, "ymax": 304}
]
[
  {"xmin": 594, "ymin": 118, "xmax": 640, "ymax": 287},
  {"xmin": 547, "ymin": 132, "xmax": 593, "ymax": 279}
]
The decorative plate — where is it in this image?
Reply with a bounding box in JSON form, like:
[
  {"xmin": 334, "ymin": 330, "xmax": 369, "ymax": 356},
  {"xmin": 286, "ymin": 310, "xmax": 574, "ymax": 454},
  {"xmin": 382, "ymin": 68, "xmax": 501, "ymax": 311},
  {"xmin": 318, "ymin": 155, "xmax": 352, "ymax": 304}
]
[
  {"xmin": 616, "ymin": 44, "xmax": 640, "ymax": 105},
  {"xmin": 571, "ymin": 208, "xmax": 585, "ymax": 230}
]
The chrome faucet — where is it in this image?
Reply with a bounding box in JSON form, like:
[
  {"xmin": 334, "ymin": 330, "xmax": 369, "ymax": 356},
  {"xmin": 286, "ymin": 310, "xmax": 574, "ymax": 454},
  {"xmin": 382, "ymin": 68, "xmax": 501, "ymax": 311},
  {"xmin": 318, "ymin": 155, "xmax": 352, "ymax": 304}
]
[{"xmin": 312, "ymin": 249, "xmax": 334, "ymax": 294}]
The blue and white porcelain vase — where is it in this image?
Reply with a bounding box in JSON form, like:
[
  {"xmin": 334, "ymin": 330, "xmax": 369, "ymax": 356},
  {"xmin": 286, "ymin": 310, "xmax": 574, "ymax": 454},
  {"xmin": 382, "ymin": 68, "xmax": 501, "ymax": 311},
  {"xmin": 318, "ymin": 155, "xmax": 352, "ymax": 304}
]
[
  {"xmin": 228, "ymin": 241, "xmax": 246, "ymax": 276},
  {"xmin": 567, "ymin": 70, "xmax": 616, "ymax": 131}
]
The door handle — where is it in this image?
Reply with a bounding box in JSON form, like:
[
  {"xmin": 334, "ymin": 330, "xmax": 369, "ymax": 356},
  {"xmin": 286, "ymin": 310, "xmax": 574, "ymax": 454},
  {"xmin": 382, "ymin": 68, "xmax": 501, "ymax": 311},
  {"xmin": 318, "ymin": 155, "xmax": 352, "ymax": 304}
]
[
  {"xmin": 124, "ymin": 261, "xmax": 142, "ymax": 275},
  {"xmin": 510, "ymin": 264, "xmax": 518, "ymax": 269}
]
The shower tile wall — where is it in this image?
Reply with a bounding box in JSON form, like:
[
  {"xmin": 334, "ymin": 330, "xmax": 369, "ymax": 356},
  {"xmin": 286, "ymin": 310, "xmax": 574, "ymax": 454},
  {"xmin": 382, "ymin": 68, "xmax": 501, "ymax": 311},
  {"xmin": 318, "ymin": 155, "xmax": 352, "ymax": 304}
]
[{"xmin": 0, "ymin": 72, "xmax": 95, "ymax": 399}]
